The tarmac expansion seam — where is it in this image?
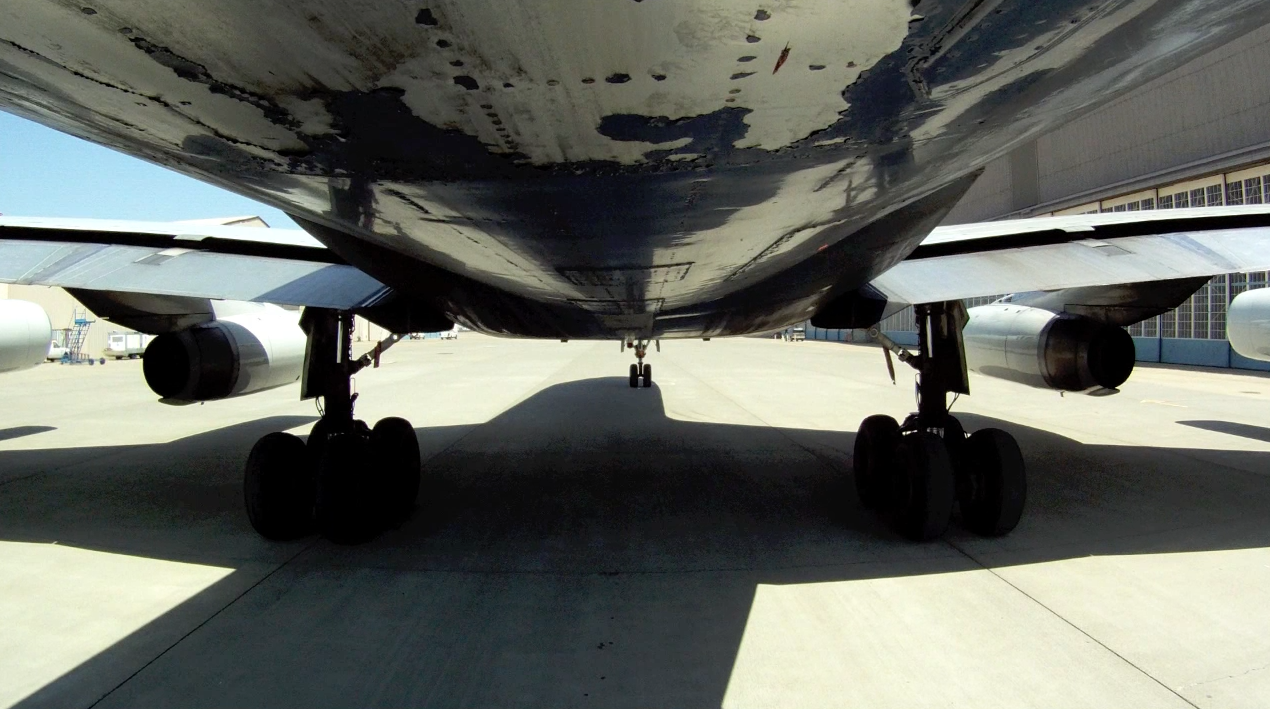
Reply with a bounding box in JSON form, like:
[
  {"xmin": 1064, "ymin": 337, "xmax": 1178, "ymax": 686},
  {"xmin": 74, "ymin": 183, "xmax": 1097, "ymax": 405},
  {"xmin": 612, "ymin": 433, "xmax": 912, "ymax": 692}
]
[
  {"xmin": 946, "ymin": 540, "xmax": 1202, "ymax": 709},
  {"xmin": 84, "ymin": 538, "xmax": 320, "ymax": 709}
]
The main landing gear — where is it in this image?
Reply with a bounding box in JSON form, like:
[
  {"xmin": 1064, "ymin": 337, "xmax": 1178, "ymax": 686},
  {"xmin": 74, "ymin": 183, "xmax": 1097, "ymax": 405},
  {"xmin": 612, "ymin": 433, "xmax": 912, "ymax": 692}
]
[
  {"xmin": 623, "ymin": 338, "xmax": 657, "ymax": 388},
  {"xmin": 244, "ymin": 310, "xmax": 421, "ymax": 544},
  {"xmin": 856, "ymin": 302, "xmax": 1026, "ymax": 541}
]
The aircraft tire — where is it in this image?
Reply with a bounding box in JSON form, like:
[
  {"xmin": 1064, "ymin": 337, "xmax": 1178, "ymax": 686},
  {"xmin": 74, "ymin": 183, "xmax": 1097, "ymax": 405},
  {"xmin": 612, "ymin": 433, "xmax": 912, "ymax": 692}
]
[
  {"xmin": 642, "ymin": 363, "xmax": 652, "ymax": 387},
  {"xmin": 372, "ymin": 417, "xmax": 421, "ymax": 528},
  {"xmin": 629, "ymin": 364, "xmax": 639, "ymax": 388},
  {"xmin": 315, "ymin": 432, "xmax": 383, "ymax": 544},
  {"xmin": 958, "ymin": 429, "xmax": 1026, "ymax": 536},
  {"xmin": 942, "ymin": 415, "xmax": 967, "ymax": 476},
  {"xmin": 890, "ymin": 431, "xmax": 955, "ymax": 542},
  {"xmin": 853, "ymin": 414, "xmax": 898, "ymax": 511},
  {"xmin": 244, "ymin": 432, "xmax": 314, "ymax": 540}
]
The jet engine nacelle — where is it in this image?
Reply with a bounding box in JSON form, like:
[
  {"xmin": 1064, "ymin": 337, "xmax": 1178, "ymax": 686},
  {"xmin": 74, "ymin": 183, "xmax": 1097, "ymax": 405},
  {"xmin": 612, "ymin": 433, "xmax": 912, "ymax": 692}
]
[
  {"xmin": 964, "ymin": 304, "xmax": 1136, "ymax": 391},
  {"xmin": 0, "ymin": 300, "xmax": 52, "ymax": 374},
  {"xmin": 1228, "ymin": 288, "xmax": 1270, "ymax": 362},
  {"xmin": 142, "ymin": 305, "xmax": 305, "ymax": 402}
]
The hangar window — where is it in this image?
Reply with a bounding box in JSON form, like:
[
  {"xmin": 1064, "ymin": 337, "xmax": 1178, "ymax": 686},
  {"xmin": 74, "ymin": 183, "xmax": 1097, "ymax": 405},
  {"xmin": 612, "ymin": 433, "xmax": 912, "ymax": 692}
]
[
  {"xmin": 1191, "ymin": 286, "xmax": 1209, "ymax": 339},
  {"xmin": 1158, "ymin": 194, "xmax": 1173, "ymax": 209},
  {"xmin": 1250, "ymin": 271, "xmax": 1267, "ymax": 291},
  {"xmin": 1112, "ymin": 204, "xmax": 1127, "ymax": 212},
  {"xmin": 1160, "ymin": 309, "xmax": 1177, "ymax": 339},
  {"xmin": 1230, "ymin": 272, "xmax": 1248, "ymax": 299},
  {"xmin": 1246, "ymin": 177, "xmax": 1263, "ymax": 204},
  {"xmin": 1190, "ymin": 188, "xmax": 1207, "ymax": 207},
  {"xmin": 1126, "ymin": 201, "xmax": 1139, "ymax": 211},
  {"xmin": 1207, "ymin": 184, "xmax": 1224, "ymax": 206},
  {"xmin": 1174, "ymin": 191, "xmax": 1189, "ymax": 208},
  {"xmin": 1227, "ymin": 181, "xmax": 1244, "ymax": 205},
  {"xmin": 1208, "ymin": 276, "xmax": 1226, "ymax": 340},
  {"xmin": 1176, "ymin": 299, "xmax": 1193, "ymax": 338},
  {"xmin": 1140, "ymin": 197, "xmax": 1154, "ymax": 210},
  {"xmin": 1140, "ymin": 316, "xmax": 1158, "ymax": 338}
]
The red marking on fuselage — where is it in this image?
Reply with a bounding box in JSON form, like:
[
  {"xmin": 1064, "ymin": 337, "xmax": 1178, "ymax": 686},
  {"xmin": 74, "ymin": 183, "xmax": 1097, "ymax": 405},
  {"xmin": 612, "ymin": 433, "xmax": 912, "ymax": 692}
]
[{"xmin": 773, "ymin": 43, "xmax": 791, "ymax": 74}]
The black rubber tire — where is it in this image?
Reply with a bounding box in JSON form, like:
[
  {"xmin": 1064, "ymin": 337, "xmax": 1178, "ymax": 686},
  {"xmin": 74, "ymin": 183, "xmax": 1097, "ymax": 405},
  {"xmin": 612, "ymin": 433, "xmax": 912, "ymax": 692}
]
[
  {"xmin": 244, "ymin": 432, "xmax": 314, "ymax": 540},
  {"xmin": 943, "ymin": 415, "xmax": 967, "ymax": 474},
  {"xmin": 958, "ymin": 428, "xmax": 1026, "ymax": 536},
  {"xmin": 853, "ymin": 415, "xmax": 899, "ymax": 510},
  {"xmin": 372, "ymin": 417, "xmax": 421, "ymax": 527},
  {"xmin": 629, "ymin": 363, "xmax": 639, "ymax": 388},
  {"xmin": 642, "ymin": 363, "xmax": 653, "ymax": 388},
  {"xmin": 305, "ymin": 417, "xmax": 339, "ymax": 475},
  {"xmin": 315, "ymin": 432, "xmax": 383, "ymax": 544},
  {"xmin": 890, "ymin": 432, "xmax": 956, "ymax": 541}
]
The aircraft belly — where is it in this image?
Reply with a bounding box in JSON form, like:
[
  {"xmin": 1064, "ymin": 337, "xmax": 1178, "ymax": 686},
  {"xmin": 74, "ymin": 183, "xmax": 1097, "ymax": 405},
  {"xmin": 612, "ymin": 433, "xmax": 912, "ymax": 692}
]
[{"xmin": 1, "ymin": 0, "xmax": 1269, "ymax": 336}]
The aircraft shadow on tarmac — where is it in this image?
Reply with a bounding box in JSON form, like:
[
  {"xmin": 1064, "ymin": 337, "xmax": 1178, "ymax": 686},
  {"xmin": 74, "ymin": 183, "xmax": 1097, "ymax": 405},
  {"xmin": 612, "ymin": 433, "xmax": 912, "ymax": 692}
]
[
  {"xmin": 0, "ymin": 425, "xmax": 55, "ymax": 443},
  {"xmin": 7, "ymin": 378, "xmax": 1270, "ymax": 708}
]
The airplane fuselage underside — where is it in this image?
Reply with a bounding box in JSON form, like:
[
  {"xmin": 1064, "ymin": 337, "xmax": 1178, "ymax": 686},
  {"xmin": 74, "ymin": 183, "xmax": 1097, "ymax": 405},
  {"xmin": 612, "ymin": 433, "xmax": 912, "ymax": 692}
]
[{"xmin": 1, "ymin": 0, "xmax": 1265, "ymax": 338}]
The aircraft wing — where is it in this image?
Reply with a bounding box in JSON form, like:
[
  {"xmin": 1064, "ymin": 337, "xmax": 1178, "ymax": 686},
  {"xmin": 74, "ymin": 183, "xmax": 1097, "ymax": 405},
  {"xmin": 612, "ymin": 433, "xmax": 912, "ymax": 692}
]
[
  {"xmin": 871, "ymin": 206, "xmax": 1270, "ymax": 305},
  {"xmin": 0, "ymin": 217, "xmax": 390, "ymax": 309}
]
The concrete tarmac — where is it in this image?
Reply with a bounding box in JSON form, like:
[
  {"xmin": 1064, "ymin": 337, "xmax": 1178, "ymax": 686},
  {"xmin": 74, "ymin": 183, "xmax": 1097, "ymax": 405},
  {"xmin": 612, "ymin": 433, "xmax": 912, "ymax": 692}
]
[{"xmin": 3, "ymin": 335, "xmax": 1270, "ymax": 708}]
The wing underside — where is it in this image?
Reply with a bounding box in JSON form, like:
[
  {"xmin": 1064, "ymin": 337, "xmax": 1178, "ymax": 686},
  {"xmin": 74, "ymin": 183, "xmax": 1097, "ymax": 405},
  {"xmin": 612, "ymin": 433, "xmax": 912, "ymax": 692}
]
[{"xmin": 871, "ymin": 207, "xmax": 1270, "ymax": 306}]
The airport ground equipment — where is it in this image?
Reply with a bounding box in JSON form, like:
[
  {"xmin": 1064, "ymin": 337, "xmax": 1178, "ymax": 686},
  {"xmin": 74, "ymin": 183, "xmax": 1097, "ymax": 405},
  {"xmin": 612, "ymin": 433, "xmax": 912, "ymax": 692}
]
[
  {"xmin": 60, "ymin": 309, "xmax": 103, "ymax": 365},
  {"xmin": 104, "ymin": 331, "xmax": 155, "ymax": 360}
]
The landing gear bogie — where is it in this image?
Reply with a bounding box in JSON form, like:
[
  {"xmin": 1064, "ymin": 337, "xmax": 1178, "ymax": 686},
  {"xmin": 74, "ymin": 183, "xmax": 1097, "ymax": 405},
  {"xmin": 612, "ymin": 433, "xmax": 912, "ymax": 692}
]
[
  {"xmin": 853, "ymin": 302, "xmax": 1027, "ymax": 540},
  {"xmin": 242, "ymin": 309, "xmax": 422, "ymax": 544}
]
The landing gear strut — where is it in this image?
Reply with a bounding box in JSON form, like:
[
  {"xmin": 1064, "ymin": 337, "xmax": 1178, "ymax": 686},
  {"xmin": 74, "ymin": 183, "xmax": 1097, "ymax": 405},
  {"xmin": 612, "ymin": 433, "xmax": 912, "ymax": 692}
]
[
  {"xmin": 855, "ymin": 302, "xmax": 1026, "ymax": 541},
  {"xmin": 624, "ymin": 338, "xmax": 655, "ymax": 388},
  {"xmin": 244, "ymin": 309, "xmax": 420, "ymax": 543}
]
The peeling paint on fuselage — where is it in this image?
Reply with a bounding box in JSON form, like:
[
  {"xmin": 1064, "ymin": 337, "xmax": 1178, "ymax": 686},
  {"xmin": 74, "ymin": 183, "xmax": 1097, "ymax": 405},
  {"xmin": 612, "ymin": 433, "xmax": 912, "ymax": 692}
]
[{"xmin": 0, "ymin": 0, "xmax": 1268, "ymax": 338}]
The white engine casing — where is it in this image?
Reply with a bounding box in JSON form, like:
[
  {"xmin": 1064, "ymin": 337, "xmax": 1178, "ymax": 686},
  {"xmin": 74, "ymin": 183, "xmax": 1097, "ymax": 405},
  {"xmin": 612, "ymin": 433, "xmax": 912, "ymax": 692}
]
[
  {"xmin": 1228, "ymin": 288, "xmax": 1270, "ymax": 362},
  {"xmin": 964, "ymin": 304, "xmax": 1136, "ymax": 391},
  {"xmin": 142, "ymin": 304, "xmax": 305, "ymax": 401},
  {"xmin": 0, "ymin": 300, "xmax": 52, "ymax": 373}
]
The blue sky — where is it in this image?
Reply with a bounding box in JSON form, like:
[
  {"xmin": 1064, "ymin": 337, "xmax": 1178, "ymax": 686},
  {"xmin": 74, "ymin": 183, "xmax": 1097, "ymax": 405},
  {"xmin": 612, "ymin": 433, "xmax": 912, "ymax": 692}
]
[{"xmin": 0, "ymin": 111, "xmax": 297, "ymax": 227}]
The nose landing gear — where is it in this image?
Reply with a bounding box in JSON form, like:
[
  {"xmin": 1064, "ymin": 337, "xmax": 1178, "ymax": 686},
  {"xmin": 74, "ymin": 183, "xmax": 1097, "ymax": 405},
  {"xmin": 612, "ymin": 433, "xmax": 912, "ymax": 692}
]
[
  {"xmin": 244, "ymin": 309, "xmax": 422, "ymax": 544},
  {"xmin": 857, "ymin": 301, "xmax": 1026, "ymax": 541},
  {"xmin": 624, "ymin": 338, "xmax": 656, "ymax": 388}
]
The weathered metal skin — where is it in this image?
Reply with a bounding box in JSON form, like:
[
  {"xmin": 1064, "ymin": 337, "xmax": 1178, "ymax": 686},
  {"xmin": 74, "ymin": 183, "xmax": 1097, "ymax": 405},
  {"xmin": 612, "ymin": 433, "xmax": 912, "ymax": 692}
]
[{"xmin": 1, "ymin": 1, "xmax": 1266, "ymax": 338}]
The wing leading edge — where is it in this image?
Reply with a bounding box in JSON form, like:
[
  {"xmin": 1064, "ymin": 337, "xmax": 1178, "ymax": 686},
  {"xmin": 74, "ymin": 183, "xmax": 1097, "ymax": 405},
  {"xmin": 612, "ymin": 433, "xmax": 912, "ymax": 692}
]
[{"xmin": 0, "ymin": 217, "xmax": 390, "ymax": 310}]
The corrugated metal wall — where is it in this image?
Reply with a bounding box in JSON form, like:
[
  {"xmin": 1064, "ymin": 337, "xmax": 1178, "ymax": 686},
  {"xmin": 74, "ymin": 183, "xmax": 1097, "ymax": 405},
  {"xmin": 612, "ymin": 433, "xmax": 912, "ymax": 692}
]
[
  {"xmin": 944, "ymin": 22, "xmax": 1270, "ymax": 224},
  {"xmin": 943, "ymin": 158, "xmax": 1012, "ymax": 225}
]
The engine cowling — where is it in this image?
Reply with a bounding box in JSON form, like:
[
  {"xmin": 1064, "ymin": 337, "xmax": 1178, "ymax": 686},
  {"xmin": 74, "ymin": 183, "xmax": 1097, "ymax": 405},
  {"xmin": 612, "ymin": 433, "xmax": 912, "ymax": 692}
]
[
  {"xmin": 142, "ymin": 305, "xmax": 305, "ymax": 402},
  {"xmin": 964, "ymin": 304, "xmax": 1136, "ymax": 391},
  {"xmin": 0, "ymin": 300, "xmax": 52, "ymax": 374},
  {"xmin": 1227, "ymin": 288, "xmax": 1270, "ymax": 362}
]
